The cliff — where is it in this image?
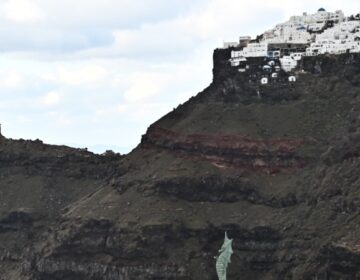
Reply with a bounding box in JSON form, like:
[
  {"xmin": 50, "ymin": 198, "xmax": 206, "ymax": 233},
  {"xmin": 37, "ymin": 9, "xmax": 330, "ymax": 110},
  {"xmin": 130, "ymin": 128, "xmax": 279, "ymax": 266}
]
[
  {"xmin": 2, "ymin": 49, "xmax": 360, "ymax": 280},
  {"xmin": 0, "ymin": 137, "xmax": 124, "ymax": 280}
]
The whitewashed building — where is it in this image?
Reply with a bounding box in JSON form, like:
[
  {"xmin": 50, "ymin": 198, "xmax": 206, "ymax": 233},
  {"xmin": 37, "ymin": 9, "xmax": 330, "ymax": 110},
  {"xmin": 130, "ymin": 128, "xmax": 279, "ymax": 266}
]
[
  {"xmin": 289, "ymin": 76, "xmax": 297, "ymax": 82},
  {"xmin": 263, "ymin": 9, "xmax": 344, "ymax": 45},
  {"xmin": 280, "ymin": 56, "xmax": 298, "ymax": 72},
  {"xmin": 227, "ymin": 8, "xmax": 360, "ymax": 74},
  {"xmin": 223, "ymin": 42, "xmax": 239, "ymax": 48},
  {"xmin": 306, "ymin": 20, "xmax": 360, "ymax": 56},
  {"xmin": 261, "ymin": 77, "xmax": 268, "ymax": 84},
  {"xmin": 232, "ymin": 42, "xmax": 268, "ymax": 58}
]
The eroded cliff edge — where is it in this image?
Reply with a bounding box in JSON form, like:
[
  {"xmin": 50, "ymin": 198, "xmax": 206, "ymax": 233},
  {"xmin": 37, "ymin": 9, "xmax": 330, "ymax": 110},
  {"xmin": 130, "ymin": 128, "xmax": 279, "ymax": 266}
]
[{"xmin": 4, "ymin": 49, "xmax": 360, "ymax": 280}]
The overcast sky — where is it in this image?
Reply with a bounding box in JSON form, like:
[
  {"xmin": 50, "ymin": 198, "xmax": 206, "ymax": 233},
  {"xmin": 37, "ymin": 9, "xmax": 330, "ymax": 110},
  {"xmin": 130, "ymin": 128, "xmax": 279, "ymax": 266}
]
[{"xmin": 0, "ymin": 0, "xmax": 358, "ymax": 153}]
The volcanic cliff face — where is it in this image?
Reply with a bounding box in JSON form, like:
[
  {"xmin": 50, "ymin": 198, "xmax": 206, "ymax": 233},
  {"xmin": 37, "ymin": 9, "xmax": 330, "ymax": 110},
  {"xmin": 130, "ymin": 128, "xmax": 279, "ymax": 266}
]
[
  {"xmin": 0, "ymin": 137, "xmax": 124, "ymax": 280},
  {"xmin": 3, "ymin": 49, "xmax": 360, "ymax": 280}
]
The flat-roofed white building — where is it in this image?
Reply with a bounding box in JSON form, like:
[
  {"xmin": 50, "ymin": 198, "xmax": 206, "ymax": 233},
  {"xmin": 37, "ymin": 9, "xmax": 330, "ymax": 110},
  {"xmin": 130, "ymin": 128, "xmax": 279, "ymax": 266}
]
[
  {"xmin": 230, "ymin": 42, "xmax": 268, "ymax": 58},
  {"xmin": 223, "ymin": 42, "xmax": 239, "ymax": 48},
  {"xmin": 239, "ymin": 36, "xmax": 252, "ymax": 47},
  {"xmin": 238, "ymin": 42, "xmax": 268, "ymax": 57}
]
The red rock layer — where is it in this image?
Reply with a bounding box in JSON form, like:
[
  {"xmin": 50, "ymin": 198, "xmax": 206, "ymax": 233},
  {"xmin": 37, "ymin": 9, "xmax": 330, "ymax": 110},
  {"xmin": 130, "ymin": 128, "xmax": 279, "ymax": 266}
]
[{"xmin": 141, "ymin": 126, "xmax": 307, "ymax": 173}]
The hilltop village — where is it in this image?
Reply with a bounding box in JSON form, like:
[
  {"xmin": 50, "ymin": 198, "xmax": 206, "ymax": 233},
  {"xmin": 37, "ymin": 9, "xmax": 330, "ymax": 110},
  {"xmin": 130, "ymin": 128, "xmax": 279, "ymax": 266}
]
[{"xmin": 224, "ymin": 9, "xmax": 360, "ymax": 84}]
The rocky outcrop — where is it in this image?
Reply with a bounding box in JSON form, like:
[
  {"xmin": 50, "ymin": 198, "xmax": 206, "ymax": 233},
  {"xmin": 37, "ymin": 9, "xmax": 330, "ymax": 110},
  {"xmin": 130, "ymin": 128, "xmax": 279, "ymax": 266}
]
[
  {"xmin": 0, "ymin": 138, "xmax": 125, "ymax": 279},
  {"xmin": 0, "ymin": 138, "xmax": 123, "ymax": 178},
  {"xmin": 141, "ymin": 126, "xmax": 307, "ymax": 173}
]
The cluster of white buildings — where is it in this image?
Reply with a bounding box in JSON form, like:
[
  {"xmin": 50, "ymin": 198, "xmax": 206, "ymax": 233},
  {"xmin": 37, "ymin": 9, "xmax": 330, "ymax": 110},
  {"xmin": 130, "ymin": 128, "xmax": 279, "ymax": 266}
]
[
  {"xmin": 225, "ymin": 9, "xmax": 360, "ymax": 73},
  {"xmin": 306, "ymin": 20, "xmax": 360, "ymax": 55}
]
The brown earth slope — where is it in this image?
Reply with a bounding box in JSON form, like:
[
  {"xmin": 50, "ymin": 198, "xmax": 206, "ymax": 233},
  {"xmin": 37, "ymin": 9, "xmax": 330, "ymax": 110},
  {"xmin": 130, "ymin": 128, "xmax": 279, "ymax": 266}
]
[{"xmin": 3, "ymin": 50, "xmax": 360, "ymax": 280}]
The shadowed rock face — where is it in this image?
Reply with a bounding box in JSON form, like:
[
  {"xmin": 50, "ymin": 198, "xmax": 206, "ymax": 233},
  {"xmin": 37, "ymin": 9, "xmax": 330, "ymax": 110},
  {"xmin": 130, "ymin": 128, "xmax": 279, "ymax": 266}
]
[{"xmin": 3, "ymin": 49, "xmax": 360, "ymax": 280}]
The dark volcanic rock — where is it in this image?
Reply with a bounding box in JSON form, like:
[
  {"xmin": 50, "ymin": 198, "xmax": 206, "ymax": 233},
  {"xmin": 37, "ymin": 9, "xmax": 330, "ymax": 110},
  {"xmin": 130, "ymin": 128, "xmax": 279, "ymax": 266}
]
[
  {"xmin": 0, "ymin": 138, "xmax": 124, "ymax": 279},
  {"xmin": 3, "ymin": 49, "xmax": 360, "ymax": 280}
]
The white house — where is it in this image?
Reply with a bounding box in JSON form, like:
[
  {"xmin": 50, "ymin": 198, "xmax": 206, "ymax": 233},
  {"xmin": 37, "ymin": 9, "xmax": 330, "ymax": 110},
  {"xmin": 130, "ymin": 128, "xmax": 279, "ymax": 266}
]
[
  {"xmin": 280, "ymin": 56, "xmax": 298, "ymax": 72},
  {"xmin": 223, "ymin": 42, "xmax": 239, "ymax": 48},
  {"xmin": 229, "ymin": 55, "xmax": 247, "ymax": 66},
  {"xmin": 289, "ymin": 76, "xmax": 297, "ymax": 82},
  {"xmin": 291, "ymin": 53, "xmax": 304, "ymax": 61},
  {"xmin": 237, "ymin": 42, "xmax": 268, "ymax": 57},
  {"xmin": 261, "ymin": 77, "xmax": 268, "ymax": 84}
]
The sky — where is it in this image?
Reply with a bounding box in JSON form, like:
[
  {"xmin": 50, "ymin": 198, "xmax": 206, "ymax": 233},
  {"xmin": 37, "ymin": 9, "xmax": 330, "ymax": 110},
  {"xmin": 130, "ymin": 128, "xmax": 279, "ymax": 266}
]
[{"xmin": 0, "ymin": 0, "xmax": 358, "ymax": 154}]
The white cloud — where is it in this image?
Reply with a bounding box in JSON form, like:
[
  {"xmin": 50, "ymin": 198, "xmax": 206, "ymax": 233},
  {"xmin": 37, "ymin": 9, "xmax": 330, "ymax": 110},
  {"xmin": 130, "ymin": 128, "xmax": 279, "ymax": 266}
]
[
  {"xmin": 58, "ymin": 65, "xmax": 107, "ymax": 86},
  {"xmin": 0, "ymin": 0, "xmax": 197, "ymax": 54},
  {"xmin": 124, "ymin": 72, "xmax": 171, "ymax": 103},
  {"xmin": 42, "ymin": 65, "xmax": 108, "ymax": 86},
  {"xmin": 46, "ymin": 111, "xmax": 72, "ymax": 126},
  {"xmin": 1, "ymin": 0, "xmax": 45, "ymax": 23},
  {"xmin": 55, "ymin": 115, "xmax": 72, "ymax": 126},
  {"xmin": 94, "ymin": 104, "xmax": 127, "ymax": 119},
  {"xmin": 32, "ymin": 0, "xmax": 195, "ymax": 27},
  {"xmin": 0, "ymin": 70, "xmax": 23, "ymax": 89},
  {"xmin": 42, "ymin": 91, "xmax": 61, "ymax": 106},
  {"xmin": 16, "ymin": 115, "xmax": 32, "ymax": 124},
  {"xmin": 126, "ymin": 102, "xmax": 172, "ymax": 122},
  {"xmin": 57, "ymin": 0, "xmax": 281, "ymax": 60}
]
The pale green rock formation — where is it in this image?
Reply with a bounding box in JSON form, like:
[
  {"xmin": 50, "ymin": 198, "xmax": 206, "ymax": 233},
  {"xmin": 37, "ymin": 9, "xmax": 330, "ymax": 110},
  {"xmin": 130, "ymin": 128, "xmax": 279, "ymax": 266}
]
[{"xmin": 215, "ymin": 232, "xmax": 233, "ymax": 280}]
